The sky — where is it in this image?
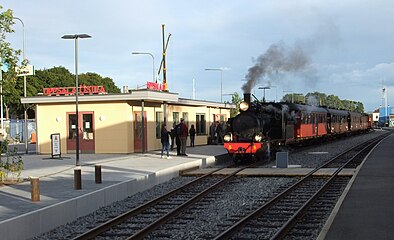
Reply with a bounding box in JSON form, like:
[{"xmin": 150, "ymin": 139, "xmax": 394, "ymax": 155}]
[{"xmin": 2, "ymin": 0, "xmax": 394, "ymax": 112}]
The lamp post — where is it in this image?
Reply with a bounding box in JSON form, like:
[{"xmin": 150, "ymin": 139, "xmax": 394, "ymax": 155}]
[
  {"xmin": 258, "ymin": 86, "xmax": 270, "ymax": 102},
  {"xmin": 205, "ymin": 68, "xmax": 224, "ymax": 102},
  {"xmin": 61, "ymin": 34, "xmax": 91, "ymax": 166},
  {"xmin": 13, "ymin": 17, "xmax": 28, "ymax": 154},
  {"xmin": 132, "ymin": 52, "xmax": 155, "ymax": 83}
]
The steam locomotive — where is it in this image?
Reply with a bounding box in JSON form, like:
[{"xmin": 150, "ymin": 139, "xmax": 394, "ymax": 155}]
[{"xmin": 223, "ymin": 93, "xmax": 372, "ymax": 162}]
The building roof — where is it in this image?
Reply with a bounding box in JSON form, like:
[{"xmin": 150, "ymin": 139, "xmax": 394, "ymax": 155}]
[{"xmin": 21, "ymin": 89, "xmax": 235, "ymax": 109}]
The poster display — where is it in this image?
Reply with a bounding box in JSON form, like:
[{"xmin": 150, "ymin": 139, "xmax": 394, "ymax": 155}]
[{"xmin": 51, "ymin": 133, "xmax": 61, "ymax": 158}]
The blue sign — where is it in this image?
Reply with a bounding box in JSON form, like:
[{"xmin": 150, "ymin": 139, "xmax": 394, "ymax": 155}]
[{"xmin": 0, "ymin": 59, "xmax": 10, "ymax": 72}]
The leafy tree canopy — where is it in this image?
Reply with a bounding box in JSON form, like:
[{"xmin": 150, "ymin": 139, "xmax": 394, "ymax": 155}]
[
  {"xmin": 281, "ymin": 91, "xmax": 365, "ymax": 113},
  {"xmin": 224, "ymin": 92, "xmax": 242, "ymax": 117}
]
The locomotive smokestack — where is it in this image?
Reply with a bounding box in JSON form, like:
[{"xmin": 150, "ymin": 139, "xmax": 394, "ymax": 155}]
[{"xmin": 244, "ymin": 93, "xmax": 251, "ymax": 104}]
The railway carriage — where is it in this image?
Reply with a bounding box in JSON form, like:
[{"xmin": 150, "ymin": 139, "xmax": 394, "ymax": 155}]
[
  {"xmin": 224, "ymin": 93, "xmax": 370, "ymax": 162},
  {"xmin": 327, "ymin": 108, "xmax": 349, "ymax": 134},
  {"xmin": 292, "ymin": 104, "xmax": 328, "ymax": 140}
]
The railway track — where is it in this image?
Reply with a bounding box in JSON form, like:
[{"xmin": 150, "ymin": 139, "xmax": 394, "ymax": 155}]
[
  {"xmin": 213, "ymin": 132, "xmax": 390, "ymax": 240},
  {"xmin": 72, "ymin": 162, "xmax": 260, "ymax": 240},
  {"xmin": 71, "ymin": 133, "xmax": 390, "ymax": 240}
]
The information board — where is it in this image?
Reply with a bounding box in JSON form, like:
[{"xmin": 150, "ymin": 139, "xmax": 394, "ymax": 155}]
[{"xmin": 51, "ymin": 133, "xmax": 61, "ymax": 158}]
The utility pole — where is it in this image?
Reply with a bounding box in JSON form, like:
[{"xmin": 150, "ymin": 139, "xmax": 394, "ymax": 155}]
[{"xmin": 158, "ymin": 24, "xmax": 171, "ymax": 91}]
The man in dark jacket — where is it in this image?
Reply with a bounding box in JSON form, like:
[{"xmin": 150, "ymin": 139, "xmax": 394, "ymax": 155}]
[
  {"xmin": 170, "ymin": 128, "xmax": 176, "ymax": 150},
  {"xmin": 175, "ymin": 123, "xmax": 181, "ymax": 156},
  {"xmin": 179, "ymin": 118, "xmax": 188, "ymax": 156}
]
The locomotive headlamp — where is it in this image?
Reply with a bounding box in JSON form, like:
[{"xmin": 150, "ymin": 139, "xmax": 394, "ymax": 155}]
[
  {"xmin": 254, "ymin": 134, "xmax": 263, "ymax": 142},
  {"xmin": 224, "ymin": 134, "xmax": 232, "ymax": 142},
  {"xmin": 239, "ymin": 101, "xmax": 249, "ymax": 111}
]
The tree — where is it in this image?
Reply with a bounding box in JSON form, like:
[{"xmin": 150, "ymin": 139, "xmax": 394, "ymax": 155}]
[
  {"xmin": 326, "ymin": 94, "xmax": 344, "ymax": 109},
  {"xmin": 0, "ymin": 6, "xmax": 20, "ymax": 68},
  {"xmin": 230, "ymin": 92, "xmax": 242, "ymax": 117},
  {"xmin": 224, "ymin": 92, "xmax": 242, "ymax": 117},
  {"xmin": 5, "ymin": 66, "xmax": 121, "ymax": 118},
  {"xmin": 305, "ymin": 92, "xmax": 327, "ymax": 106},
  {"xmin": 282, "ymin": 93, "xmax": 294, "ymax": 103},
  {"xmin": 1, "ymin": 5, "xmax": 22, "ymax": 119}
]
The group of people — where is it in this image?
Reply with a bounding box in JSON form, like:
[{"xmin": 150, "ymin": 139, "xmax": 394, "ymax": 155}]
[
  {"xmin": 160, "ymin": 118, "xmax": 196, "ymax": 159},
  {"xmin": 209, "ymin": 121, "xmax": 226, "ymax": 145}
]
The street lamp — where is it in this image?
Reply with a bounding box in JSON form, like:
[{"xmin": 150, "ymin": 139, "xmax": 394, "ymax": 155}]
[
  {"xmin": 205, "ymin": 68, "xmax": 224, "ymax": 102},
  {"xmin": 132, "ymin": 52, "xmax": 155, "ymax": 83},
  {"xmin": 62, "ymin": 34, "xmax": 92, "ymax": 166},
  {"xmin": 13, "ymin": 17, "xmax": 28, "ymax": 154},
  {"xmin": 258, "ymin": 86, "xmax": 270, "ymax": 102}
]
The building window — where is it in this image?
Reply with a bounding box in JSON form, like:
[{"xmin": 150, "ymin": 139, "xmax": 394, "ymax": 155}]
[
  {"xmin": 182, "ymin": 112, "xmax": 189, "ymax": 127},
  {"xmin": 156, "ymin": 112, "xmax": 164, "ymax": 139},
  {"xmin": 196, "ymin": 113, "xmax": 206, "ymax": 135},
  {"xmin": 173, "ymin": 112, "xmax": 179, "ymax": 128},
  {"xmin": 68, "ymin": 114, "xmax": 77, "ymax": 140},
  {"xmin": 214, "ymin": 114, "xmax": 227, "ymax": 123},
  {"xmin": 82, "ymin": 113, "xmax": 94, "ymax": 140}
]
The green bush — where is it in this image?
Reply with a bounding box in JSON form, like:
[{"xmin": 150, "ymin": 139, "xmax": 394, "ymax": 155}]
[{"xmin": 0, "ymin": 139, "xmax": 23, "ymax": 182}]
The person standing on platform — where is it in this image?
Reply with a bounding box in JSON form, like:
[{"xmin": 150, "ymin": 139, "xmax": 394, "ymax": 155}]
[
  {"xmin": 170, "ymin": 127, "xmax": 176, "ymax": 150},
  {"xmin": 216, "ymin": 121, "xmax": 224, "ymax": 144},
  {"xmin": 189, "ymin": 124, "xmax": 196, "ymax": 147},
  {"xmin": 175, "ymin": 122, "xmax": 182, "ymax": 156},
  {"xmin": 160, "ymin": 123, "xmax": 171, "ymax": 159},
  {"xmin": 209, "ymin": 122, "xmax": 216, "ymax": 145},
  {"xmin": 179, "ymin": 118, "xmax": 188, "ymax": 156}
]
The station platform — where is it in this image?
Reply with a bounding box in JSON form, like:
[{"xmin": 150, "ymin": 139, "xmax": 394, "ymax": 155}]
[
  {"xmin": 320, "ymin": 132, "xmax": 394, "ymax": 239},
  {"xmin": 0, "ymin": 145, "xmax": 228, "ymax": 240}
]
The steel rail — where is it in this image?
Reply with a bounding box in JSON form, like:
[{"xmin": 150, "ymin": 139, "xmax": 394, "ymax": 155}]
[
  {"xmin": 214, "ymin": 132, "xmax": 390, "ymax": 240},
  {"xmin": 127, "ymin": 162, "xmax": 258, "ymax": 239},
  {"xmin": 73, "ymin": 167, "xmax": 224, "ymax": 240},
  {"xmin": 74, "ymin": 162, "xmax": 258, "ymax": 240},
  {"xmin": 270, "ymin": 135, "xmax": 384, "ymax": 239}
]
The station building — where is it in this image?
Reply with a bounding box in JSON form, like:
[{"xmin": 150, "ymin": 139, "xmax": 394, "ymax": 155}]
[{"xmin": 21, "ymin": 85, "xmax": 234, "ymax": 155}]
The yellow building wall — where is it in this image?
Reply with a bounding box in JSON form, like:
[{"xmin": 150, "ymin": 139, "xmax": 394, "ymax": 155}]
[
  {"xmin": 36, "ymin": 101, "xmax": 231, "ymax": 154},
  {"xmin": 36, "ymin": 104, "xmax": 70, "ymax": 154},
  {"xmin": 37, "ymin": 102, "xmax": 133, "ymax": 154},
  {"xmin": 91, "ymin": 102, "xmax": 133, "ymax": 153},
  {"xmin": 165, "ymin": 105, "xmax": 229, "ymax": 147}
]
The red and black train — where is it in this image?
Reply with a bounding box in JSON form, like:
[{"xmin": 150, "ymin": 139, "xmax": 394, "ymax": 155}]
[{"xmin": 224, "ymin": 93, "xmax": 372, "ymax": 162}]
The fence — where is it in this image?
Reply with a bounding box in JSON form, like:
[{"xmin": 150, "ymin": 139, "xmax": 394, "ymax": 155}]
[{"xmin": 7, "ymin": 119, "xmax": 36, "ymax": 142}]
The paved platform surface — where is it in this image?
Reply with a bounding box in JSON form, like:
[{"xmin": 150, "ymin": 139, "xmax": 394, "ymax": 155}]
[
  {"xmin": 0, "ymin": 145, "xmax": 228, "ymax": 240},
  {"xmin": 321, "ymin": 132, "xmax": 394, "ymax": 240}
]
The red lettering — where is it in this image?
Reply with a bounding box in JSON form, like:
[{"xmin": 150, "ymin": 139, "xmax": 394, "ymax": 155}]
[{"xmin": 42, "ymin": 85, "xmax": 107, "ymax": 96}]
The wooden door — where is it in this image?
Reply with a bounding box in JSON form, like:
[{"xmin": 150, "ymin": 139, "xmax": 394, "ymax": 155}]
[
  {"xmin": 67, "ymin": 112, "xmax": 95, "ymax": 153},
  {"xmin": 134, "ymin": 111, "xmax": 147, "ymax": 153}
]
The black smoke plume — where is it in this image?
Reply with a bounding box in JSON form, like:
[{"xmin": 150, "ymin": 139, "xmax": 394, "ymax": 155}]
[{"xmin": 242, "ymin": 42, "xmax": 310, "ymax": 93}]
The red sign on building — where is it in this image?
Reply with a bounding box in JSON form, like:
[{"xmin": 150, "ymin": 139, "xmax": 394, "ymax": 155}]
[
  {"xmin": 146, "ymin": 81, "xmax": 167, "ymax": 91},
  {"xmin": 43, "ymin": 85, "xmax": 107, "ymax": 96}
]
